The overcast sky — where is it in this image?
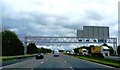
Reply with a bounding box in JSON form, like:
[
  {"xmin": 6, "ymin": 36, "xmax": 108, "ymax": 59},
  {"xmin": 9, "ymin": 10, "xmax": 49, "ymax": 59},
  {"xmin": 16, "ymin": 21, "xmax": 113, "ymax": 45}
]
[{"xmin": 1, "ymin": 0, "xmax": 120, "ymax": 49}]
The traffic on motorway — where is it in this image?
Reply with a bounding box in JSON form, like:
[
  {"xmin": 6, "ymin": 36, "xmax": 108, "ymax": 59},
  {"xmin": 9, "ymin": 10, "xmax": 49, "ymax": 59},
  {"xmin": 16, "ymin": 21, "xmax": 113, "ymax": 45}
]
[{"xmin": 1, "ymin": 52, "xmax": 119, "ymax": 70}]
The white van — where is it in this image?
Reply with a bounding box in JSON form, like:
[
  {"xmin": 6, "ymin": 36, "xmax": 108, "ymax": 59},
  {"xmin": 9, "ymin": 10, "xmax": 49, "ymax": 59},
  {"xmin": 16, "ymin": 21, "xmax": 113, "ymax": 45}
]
[{"xmin": 53, "ymin": 50, "xmax": 59, "ymax": 57}]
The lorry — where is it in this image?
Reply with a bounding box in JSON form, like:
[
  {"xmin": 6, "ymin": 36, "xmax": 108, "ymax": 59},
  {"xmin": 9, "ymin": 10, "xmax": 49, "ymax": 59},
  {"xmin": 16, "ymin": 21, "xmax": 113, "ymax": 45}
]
[
  {"xmin": 53, "ymin": 50, "xmax": 59, "ymax": 57},
  {"xmin": 70, "ymin": 50, "xmax": 75, "ymax": 54},
  {"xmin": 91, "ymin": 46, "xmax": 110, "ymax": 57},
  {"xmin": 79, "ymin": 48, "xmax": 88, "ymax": 55}
]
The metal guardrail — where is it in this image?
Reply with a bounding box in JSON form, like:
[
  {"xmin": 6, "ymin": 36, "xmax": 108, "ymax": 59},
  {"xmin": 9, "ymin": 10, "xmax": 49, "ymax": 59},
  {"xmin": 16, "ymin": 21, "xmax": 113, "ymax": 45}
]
[{"xmin": 105, "ymin": 56, "xmax": 120, "ymax": 61}]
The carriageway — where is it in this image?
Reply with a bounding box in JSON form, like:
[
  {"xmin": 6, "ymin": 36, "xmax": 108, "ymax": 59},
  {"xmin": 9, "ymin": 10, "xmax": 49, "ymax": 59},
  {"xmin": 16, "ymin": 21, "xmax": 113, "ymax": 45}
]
[{"xmin": 24, "ymin": 36, "xmax": 118, "ymax": 55}]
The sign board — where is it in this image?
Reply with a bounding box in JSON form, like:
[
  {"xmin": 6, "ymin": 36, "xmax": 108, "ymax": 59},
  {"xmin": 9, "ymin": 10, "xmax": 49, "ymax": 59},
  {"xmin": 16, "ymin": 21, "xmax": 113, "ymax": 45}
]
[{"xmin": 77, "ymin": 26, "xmax": 109, "ymax": 38}]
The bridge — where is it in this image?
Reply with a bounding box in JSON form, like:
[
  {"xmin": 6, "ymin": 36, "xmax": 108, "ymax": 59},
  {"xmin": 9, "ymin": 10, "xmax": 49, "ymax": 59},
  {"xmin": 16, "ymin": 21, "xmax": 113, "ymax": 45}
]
[{"xmin": 24, "ymin": 36, "xmax": 117, "ymax": 55}]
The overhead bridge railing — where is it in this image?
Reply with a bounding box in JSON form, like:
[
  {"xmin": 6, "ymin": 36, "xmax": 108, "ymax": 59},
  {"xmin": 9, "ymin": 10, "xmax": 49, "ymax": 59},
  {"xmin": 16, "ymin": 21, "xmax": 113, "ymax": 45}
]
[{"xmin": 25, "ymin": 36, "xmax": 117, "ymax": 43}]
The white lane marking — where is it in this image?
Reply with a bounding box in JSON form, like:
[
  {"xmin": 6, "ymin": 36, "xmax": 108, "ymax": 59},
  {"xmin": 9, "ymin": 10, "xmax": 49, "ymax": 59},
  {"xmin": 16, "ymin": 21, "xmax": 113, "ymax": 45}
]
[
  {"xmin": 41, "ymin": 62, "xmax": 44, "ymax": 64},
  {"xmin": 65, "ymin": 61, "xmax": 67, "ymax": 63},
  {"xmin": 31, "ymin": 68, "xmax": 33, "ymax": 70},
  {"xmin": 70, "ymin": 67, "xmax": 74, "ymax": 70},
  {"xmin": 0, "ymin": 67, "xmax": 2, "ymax": 70}
]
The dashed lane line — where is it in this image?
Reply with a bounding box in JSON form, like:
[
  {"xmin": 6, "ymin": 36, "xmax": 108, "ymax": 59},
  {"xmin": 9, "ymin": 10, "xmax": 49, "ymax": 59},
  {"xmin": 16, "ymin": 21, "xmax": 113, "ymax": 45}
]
[
  {"xmin": 41, "ymin": 62, "xmax": 44, "ymax": 64},
  {"xmin": 65, "ymin": 61, "xmax": 67, "ymax": 63},
  {"xmin": 70, "ymin": 67, "xmax": 74, "ymax": 70}
]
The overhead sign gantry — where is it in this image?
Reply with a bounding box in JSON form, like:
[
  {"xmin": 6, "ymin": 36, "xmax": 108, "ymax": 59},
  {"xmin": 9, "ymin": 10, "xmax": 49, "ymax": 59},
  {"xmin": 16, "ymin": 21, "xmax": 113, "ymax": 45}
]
[{"xmin": 24, "ymin": 26, "xmax": 118, "ymax": 55}]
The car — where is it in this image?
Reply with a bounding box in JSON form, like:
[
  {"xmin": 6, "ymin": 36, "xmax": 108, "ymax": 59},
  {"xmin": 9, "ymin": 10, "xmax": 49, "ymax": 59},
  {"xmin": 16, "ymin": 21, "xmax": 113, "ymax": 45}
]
[{"xmin": 35, "ymin": 53, "xmax": 44, "ymax": 59}]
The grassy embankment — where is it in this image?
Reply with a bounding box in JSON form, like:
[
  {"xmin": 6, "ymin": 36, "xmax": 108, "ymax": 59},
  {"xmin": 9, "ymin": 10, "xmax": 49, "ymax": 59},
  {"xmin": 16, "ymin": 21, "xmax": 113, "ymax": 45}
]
[
  {"xmin": 66, "ymin": 54, "xmax": 120, "ymax": 68},
  {"xmin": 0, "ymin": 54, "xmax": 35, "ymax": 62}
]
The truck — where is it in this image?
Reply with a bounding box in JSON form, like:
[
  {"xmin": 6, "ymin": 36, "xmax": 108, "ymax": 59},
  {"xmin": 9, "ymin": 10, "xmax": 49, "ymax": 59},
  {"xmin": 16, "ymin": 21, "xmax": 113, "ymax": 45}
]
[
  {"xmin": 70, "ymin": 50, "xmax": 75, "ymax": 54},
  {"xmin": 53, "ymin": 50, "xmax": 59, "ymax": 57},
  {"xmin": 79, "ymin": 48, "xmax": 88, "ymax": 55},
  {"xmin": 91, "ymin": 46, "xmax": 110, "ymax": 57}
]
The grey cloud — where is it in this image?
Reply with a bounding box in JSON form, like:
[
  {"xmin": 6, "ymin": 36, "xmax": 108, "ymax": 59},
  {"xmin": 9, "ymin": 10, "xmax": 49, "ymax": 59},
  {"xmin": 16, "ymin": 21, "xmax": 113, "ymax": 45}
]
[
  {"xmin": 2, "ymin": 10, "xmax": 118, "ymax": 39},
  {"xmin": 61, "ymin": 22, "xmax": 87, "ymax": 30},
  {"xmin": 85, "ymin": 10, "xmax": 104, "ymax": 21},
  {"xmin": 2, "ymin": 13, "xmax": 77, "ymax": 37}
]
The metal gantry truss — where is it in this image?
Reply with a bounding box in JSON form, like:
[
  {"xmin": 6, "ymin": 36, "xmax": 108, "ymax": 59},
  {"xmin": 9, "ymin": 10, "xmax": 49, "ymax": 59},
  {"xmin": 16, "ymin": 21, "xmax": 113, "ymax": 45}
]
[
  {"xmin": 24, "ymin": 36, "xmax": 117, "ymax": 55},
  {"xmin": 25, "ymin": 36, "xmax": 117, "ymax": 43}
]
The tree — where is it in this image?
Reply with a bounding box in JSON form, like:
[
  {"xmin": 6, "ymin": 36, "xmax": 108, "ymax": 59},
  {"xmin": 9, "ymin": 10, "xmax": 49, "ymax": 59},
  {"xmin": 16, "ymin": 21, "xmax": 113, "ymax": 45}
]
[
  {"xmin": 73, "ymin": 47, "xmax": 80, "ymax": 53},
  {"xmin": 27, "ymin": 43, "xmax": 38, "ymax": 54},
  {"xmin": 45, "ymin": 48, "xmax": 52, "ymax": 53},
  {"xmin": 59, "ymin": 50, "xmax": 64, "ymax": 52},
  {"xmin": 2, "ymin": 30, "xmax": 24, "ymax": 56},
  {"xmin": 38, "ymin": 47, "xmax": 52, "ymax": 53},
  {"xmin": 117, "ymin": 45, "xmax": 120, "ymax": 55}
]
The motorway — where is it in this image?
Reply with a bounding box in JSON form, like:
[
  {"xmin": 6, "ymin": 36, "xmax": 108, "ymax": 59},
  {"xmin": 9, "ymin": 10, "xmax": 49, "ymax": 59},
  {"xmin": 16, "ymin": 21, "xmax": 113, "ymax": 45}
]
[{"xmin": 1, "ymin": 53, "xmax": 118, "ymax": 70}]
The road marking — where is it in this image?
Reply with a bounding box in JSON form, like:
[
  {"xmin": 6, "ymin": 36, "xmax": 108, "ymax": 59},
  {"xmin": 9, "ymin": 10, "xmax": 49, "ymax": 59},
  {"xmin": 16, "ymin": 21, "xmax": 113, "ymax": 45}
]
[
  {"xmin": 31, "ymin": 68, "xmax": 33, "ymax": 70},
  {"xmin": 0, "ymin": 67, "xmax": 2, "ymax": 70},
  {"xmin": 41, "ymin": 62, "xmax": 44, "ymax": 64},
  {"xmin": 70, "ymin": 67, "xmax": 74, "ymax": 70},
  {"xmin": 65, "ymin": 61, "xmax": 67, "ymax": 63}
]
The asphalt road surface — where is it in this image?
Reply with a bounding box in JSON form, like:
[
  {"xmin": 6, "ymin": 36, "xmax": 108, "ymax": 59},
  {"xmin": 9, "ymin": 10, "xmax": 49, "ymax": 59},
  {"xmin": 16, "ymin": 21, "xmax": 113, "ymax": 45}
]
[{"xmin": 1, "ymin": 53, "xmax": 118, "ymax": 70}]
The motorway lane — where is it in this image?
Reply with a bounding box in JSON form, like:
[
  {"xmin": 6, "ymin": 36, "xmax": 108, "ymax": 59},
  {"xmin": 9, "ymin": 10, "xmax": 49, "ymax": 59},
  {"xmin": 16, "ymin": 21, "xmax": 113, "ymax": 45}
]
[{"xmin": 1, "ymin": 53, "xmax": 118, "ymax": 70}]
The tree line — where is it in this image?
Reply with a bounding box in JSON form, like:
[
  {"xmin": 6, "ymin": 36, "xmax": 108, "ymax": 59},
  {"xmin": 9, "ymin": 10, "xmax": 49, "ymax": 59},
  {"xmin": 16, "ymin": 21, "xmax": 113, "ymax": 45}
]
[
  {"xmin": 27, "ymin": 43, "xmax": 52, "ymax": 54},
  {"xmin": 1, "ymin": 30, "xmax": 52, "ymax": 56}
]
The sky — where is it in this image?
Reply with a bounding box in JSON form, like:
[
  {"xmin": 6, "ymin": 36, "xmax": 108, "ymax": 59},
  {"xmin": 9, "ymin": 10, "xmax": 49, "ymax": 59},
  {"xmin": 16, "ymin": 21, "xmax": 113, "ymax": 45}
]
[{"xmin": 1, "ymin": 0, "xmax": 120, "ymax": 49}]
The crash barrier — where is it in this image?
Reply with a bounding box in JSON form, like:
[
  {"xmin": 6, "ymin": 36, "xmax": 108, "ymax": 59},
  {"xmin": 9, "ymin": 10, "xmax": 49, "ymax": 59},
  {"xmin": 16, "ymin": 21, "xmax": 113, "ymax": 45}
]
[{"xmin": 105, "ymin": 56, "xmax": 120, "ymax": 61}]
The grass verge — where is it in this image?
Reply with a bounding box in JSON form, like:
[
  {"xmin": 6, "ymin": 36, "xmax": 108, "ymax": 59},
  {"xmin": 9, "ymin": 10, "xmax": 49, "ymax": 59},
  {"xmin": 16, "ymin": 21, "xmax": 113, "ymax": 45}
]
[
  {"xmin": 0, "ymin": 54, "xmax": 35, "ymax": 62},
  {"xmin": 66, "ymin": 54, "xmax": 120, "ymax": 68}
]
